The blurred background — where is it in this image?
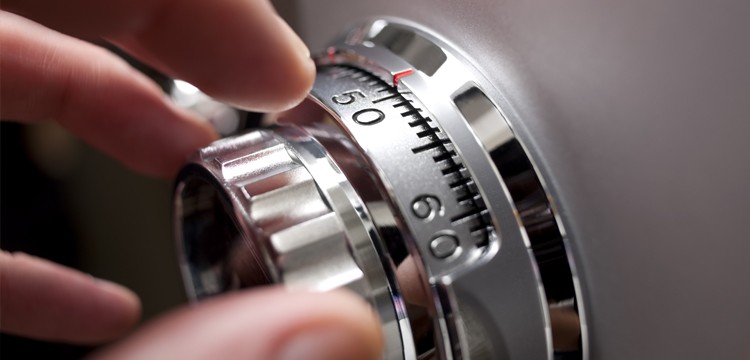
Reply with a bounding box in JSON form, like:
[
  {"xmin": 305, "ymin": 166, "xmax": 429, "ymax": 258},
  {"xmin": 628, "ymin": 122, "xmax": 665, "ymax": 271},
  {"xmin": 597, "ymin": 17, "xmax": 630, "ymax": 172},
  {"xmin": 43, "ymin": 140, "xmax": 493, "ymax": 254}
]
[{"xmin": 1, "ymin": 118, "xmax": 186, "ymax": 357}]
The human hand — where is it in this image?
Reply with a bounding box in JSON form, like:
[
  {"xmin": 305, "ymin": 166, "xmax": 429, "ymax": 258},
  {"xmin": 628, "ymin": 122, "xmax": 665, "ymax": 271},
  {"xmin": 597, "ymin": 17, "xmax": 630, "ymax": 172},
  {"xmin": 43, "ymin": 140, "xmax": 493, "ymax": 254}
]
[
  {"xmin": 0, "ymin": 252, "xmax": 382, "ymax": 359},
  {"xmin": 0, "ymin": 1, "xmax": 383, "ymax": 358},
  {"xmin": 1, "ymin": 0, "xmax": 315, "ymax": 177}
]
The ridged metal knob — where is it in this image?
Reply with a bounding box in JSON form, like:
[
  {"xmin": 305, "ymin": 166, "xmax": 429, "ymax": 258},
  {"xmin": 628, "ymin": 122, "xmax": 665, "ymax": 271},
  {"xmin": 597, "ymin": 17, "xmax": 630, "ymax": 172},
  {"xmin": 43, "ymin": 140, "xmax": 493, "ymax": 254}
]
[
  {"xmin": 176, "ymin": 19, "xmax": 585, "ymax": 360},
  {"xmin": 176, "ymin": 128, "xmax": 406, "ymax": 359}
]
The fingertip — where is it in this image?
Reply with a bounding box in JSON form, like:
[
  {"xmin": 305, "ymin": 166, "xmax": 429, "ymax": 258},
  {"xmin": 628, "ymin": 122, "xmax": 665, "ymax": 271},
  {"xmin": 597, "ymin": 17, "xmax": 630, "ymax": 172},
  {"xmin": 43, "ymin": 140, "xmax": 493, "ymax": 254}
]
[
  {"xmin": 255, "ymin": 53, "xmax": 316, "ymax": 113},
  {"xmin": 277, "ymin": 290, "xmax": 385, "ymax": 360},
  {"xmin": 217, "ymin": 289, "xmax": 384, "ymax": 360},
  {"xmin": 245, "ymin": 14, "xmax": 316, "ymax": 112},
  {"xmin": 0, "ymin": 251, "xmax": 143, "ymax": 344},
  {"xmin": 210, "ymin": 5, "xmax": 317, "ymax": 113},
  {"xmin": 195, "ymin": 27, "xmax": 316, "ymax": 113},
  {"xmin": 93, "ymin": 287, "xmax": 384, "ymax": 360},
  {"xmin": 118, "ymin": 0, "xmax": 317, "ymax": 114},
  {"xmin": 92, "ymin": 278, "xmax": 143, "ymax": 340},
  {"xmin": 0, "ymin": 14, "xmax": 219, "ymax": 178},
  {"xmin": 123, "ymin": 102, "xmax": 218, "ymax": 178}
]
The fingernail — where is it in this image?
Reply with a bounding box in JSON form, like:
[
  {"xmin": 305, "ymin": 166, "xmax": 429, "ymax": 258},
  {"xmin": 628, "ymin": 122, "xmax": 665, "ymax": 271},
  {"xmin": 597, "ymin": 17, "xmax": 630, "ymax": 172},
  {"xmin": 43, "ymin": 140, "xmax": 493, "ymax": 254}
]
[
  {"xmin": 277, "ymin": 326, "xmax": 378, "ymax": 360},
  {"xmin": 94, "ymin": 277, "xmax": 132, "ymax": 295},
  {"xmin": 94, "ymin": 277, "xmax": 142, "ymax": 315},
  {"xmin": 275, "ymin": 15, "xmax": 311, "ymax": 60}
]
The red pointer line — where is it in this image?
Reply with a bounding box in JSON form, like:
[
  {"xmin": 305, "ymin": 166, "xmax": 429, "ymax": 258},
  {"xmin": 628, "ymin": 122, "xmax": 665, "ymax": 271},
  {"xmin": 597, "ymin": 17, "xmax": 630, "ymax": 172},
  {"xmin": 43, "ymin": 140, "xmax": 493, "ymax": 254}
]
[
  {"xmin": 327, "ymin": 47, "xmax": 337, "ymax": 62},
  {"xmin": 392, "ymin": 69, "xmax": 415, "ymax": 87}
]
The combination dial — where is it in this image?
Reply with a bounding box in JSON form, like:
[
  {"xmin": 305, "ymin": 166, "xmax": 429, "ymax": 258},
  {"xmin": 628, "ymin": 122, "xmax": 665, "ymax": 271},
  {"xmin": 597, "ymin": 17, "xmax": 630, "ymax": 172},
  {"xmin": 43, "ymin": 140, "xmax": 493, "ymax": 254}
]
[{"xmin": 175, "ymin": 19, "xmax": 585, "ymax": 360}]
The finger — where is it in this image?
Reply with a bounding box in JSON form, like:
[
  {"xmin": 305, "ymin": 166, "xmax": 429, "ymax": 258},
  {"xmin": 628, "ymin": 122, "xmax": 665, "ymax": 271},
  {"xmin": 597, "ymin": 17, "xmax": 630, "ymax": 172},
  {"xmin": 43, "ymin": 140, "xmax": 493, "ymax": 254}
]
[
  {"xmin": 3, "ymin": 0, "xmax": 316, "ymax": 112},
  {"xmin": 0, "ymin": 251, "xmax": 141, "ymax": 344},
  {"xmin": 91, "ymin": 288, "xmax": 383, "ymax": 360},
  {"xmin": 0, "ymin": 12, "xmax": 217, "ymax": 177},
  {"xmin": 0, "ymin": 0, "xmax": 159, "ymax": 37},
  {"xmin": 396, "ymin": 255, "xmax": 431, "ymax": 307}
]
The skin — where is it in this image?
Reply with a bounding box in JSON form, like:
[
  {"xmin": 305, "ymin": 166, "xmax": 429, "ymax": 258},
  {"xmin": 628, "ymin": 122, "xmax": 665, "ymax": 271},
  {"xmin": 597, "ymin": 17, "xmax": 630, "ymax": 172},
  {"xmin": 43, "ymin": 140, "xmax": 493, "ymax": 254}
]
[{"xmin": 0, "ymin": 2, "xmax": 382, "ymax": 359}]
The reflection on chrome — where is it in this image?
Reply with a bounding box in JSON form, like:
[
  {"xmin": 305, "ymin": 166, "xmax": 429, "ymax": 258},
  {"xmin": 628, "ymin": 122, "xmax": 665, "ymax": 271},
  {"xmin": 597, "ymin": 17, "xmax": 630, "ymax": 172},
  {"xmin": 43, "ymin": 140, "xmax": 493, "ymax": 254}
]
[{"xmin": 176, "ymin": 18, "xmax": 586, "ymax": 360}]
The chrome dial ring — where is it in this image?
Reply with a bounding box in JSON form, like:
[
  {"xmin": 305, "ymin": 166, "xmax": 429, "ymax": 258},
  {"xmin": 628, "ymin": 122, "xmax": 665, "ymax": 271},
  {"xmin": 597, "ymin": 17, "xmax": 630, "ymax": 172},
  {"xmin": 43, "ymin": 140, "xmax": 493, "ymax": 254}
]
[{"xmin": 175, "ymin": 19, "xmax": 586, "ymax": 360}]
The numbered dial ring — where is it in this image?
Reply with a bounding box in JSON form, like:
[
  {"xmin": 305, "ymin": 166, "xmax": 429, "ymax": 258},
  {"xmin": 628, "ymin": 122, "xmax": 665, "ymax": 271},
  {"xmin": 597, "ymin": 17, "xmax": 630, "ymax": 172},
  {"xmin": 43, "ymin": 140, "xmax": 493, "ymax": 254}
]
[
  {"xmin": 176, "ymin": 19, "xmax": 585, "ymax": 360},
  {"xmin": 311, "ymin": 65, "xmax": 495, "ymax": 279}
]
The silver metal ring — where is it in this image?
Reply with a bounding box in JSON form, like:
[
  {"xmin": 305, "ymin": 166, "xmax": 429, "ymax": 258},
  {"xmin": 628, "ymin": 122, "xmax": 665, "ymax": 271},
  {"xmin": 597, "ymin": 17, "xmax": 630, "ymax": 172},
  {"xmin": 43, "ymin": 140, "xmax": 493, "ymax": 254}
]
[{"xmin": 175, "ymin": 19, "xmax": 586, "ymax": 360}]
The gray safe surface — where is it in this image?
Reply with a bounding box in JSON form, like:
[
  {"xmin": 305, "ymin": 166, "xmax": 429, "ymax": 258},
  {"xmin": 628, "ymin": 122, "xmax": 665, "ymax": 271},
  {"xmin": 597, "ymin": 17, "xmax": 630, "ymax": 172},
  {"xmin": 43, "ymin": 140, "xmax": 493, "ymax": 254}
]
[{"xmin": 281, "ymin": 0, "xmax": 750, "ymax": 358}]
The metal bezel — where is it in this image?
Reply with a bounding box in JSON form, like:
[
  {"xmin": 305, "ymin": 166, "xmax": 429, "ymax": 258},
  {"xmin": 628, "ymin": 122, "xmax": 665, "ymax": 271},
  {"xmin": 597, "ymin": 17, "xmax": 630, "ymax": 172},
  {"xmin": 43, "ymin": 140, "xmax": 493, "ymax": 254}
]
[{"xmin": 315, "ymin": 19, "xmax": 587, "ymax": 359}]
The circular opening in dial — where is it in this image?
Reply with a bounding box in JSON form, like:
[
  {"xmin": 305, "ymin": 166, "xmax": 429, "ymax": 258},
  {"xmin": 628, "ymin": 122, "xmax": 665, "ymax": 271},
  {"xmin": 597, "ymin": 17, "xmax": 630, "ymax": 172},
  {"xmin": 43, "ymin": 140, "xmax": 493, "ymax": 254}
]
[{"xmin": 176, "ymin": 171, "xmax": 271, "ymax": 300}]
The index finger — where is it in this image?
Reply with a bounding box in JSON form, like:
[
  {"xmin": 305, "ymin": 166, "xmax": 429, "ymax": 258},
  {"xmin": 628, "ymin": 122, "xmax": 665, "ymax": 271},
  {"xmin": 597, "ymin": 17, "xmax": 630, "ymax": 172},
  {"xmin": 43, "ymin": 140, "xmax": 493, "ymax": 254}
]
[{"xmin": 3, "ymin": 0, "xmax": 315, "ymax": 112}]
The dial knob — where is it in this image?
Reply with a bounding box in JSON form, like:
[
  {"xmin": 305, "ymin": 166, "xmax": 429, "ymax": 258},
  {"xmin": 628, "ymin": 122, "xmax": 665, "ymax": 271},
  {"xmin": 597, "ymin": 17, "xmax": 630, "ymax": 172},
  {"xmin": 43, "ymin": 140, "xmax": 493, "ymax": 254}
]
[
  {"xmin": 176, "ymin": 128, "xmax": 407, "ymax": 358},
  {"xmin": 175, "ymin": 19, "xmax": 585, "ymax": 360}
]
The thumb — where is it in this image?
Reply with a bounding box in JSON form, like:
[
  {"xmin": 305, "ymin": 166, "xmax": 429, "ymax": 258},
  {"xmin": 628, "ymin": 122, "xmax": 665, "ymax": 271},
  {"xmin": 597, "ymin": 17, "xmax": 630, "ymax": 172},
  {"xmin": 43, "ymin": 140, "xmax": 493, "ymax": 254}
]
[{"xmin": 90, "ymin": 287, "xmax": 384, "ymax": 360}]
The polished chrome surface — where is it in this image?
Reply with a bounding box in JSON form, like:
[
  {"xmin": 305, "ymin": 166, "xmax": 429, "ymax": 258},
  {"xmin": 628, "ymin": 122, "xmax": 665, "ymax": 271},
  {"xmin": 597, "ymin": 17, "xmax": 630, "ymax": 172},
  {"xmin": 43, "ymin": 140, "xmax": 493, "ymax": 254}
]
[
  {"xmin": 287, "ymin": 2, "xmax": 750, "ymax": 359},
  {"xmin": 309, "ymin": 65, "xmax": 496, "ymax": 280},
  {"xmin": 175, "ymin": 129, "xmax": 407, "ymax": 359},
  {"xmin": 324, "ymin": 20, "xmax": 585, "ymax": 359},
  {"xmin": 176, "ymin": 19, "xmax": 586, "ymax": 360}
]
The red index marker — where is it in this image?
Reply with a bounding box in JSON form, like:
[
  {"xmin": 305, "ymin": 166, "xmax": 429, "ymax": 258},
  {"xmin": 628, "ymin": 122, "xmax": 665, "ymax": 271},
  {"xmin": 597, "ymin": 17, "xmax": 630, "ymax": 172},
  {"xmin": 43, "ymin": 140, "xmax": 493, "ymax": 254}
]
[
  {"xmin": 326, "ymin": 47, "xmax": 337, "ymax": 62},
  {"xmin": 392, "ymin": 69, "xmax": 415, "ymax": 87}
]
